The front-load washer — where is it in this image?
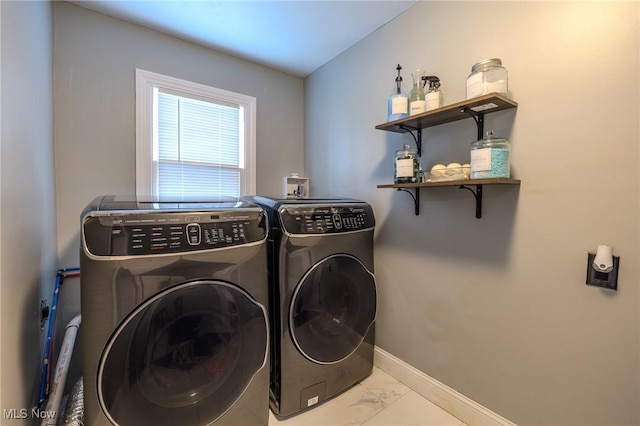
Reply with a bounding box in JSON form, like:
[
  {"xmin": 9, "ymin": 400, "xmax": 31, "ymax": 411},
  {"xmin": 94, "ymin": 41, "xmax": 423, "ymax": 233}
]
[
  {"xmin": 248, "ymin": 197, "xmax": 377, "ymax": 419},
  {"xmin": 80, "ymin": 195, "xmax": 270, "ymax": 426}
]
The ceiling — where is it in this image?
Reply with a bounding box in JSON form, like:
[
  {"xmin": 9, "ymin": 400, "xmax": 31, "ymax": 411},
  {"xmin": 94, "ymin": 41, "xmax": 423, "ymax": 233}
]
[{"xmin": 71, "ymin": 0, "xmax": 418, "ymax": 77}]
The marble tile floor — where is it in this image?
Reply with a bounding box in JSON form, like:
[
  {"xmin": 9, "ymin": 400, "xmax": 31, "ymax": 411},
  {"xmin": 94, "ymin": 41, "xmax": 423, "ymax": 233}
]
[{"xmin": 269, "ymin": 367, "xmax": 467, "ymax": 426}]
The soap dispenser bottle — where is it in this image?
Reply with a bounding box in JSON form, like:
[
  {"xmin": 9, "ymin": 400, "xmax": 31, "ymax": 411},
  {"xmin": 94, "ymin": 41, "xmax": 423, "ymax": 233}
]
[{"xmin": 388, "ymin": 64, "xmax": 409, "ymax": 121}]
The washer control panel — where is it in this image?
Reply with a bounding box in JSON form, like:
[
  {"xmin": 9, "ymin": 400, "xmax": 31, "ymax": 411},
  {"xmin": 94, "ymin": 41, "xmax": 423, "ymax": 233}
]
[
  {"xmin": 279, "ymin": 204, "xmax": 374, "ymax": 234},
  {"xmin": 83, "ymin": 210, "xmax": 266, "ymax": 256}
]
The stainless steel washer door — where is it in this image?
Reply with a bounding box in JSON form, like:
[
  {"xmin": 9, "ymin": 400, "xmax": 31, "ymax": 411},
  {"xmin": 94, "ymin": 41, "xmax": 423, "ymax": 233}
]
[
  {"xmin": 98, "ymin": 280, "xmax": 268, "ymax": 426},
  {"xmin": 289, "ymin": 254, "xmax": 376, "ymax": 364}
]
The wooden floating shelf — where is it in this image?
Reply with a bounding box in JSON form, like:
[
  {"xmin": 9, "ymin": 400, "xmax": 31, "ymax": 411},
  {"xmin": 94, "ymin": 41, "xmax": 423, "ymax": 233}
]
[
  {"xmin": 377, "ymin": 178, "xmax": 521, "ymax": 189},
  {"xmin": 377, "ymin": 179, "xmax": 521, "ymax": 218},
  {"xmin": 375, "ymin": 93, "xmax": 517, "ymax": 134}
]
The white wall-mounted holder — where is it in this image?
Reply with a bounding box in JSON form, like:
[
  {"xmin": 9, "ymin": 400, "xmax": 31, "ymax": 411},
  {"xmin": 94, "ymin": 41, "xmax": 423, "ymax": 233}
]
[
  {"xmin": 586, "ymin": 245, "xmax": 620, "ymax": 291},
  {"xmin": 283, "ymin": 173, "xmax": 309, "ymax": 198}
]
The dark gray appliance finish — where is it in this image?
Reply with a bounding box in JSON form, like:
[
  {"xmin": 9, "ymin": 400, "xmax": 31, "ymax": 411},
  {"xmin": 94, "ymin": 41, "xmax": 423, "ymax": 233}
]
[
  {"xmin": 248, "ymin": 196, "xmax": 377, "ymax": 419},
  {"xmin": 80, "ymin": 195, "xmax": 270, "ymax": 426}
]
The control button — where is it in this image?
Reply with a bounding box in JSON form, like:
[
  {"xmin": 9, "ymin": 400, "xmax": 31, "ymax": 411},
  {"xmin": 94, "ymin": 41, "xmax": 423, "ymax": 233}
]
[
  {"xmin": 186, "ymin": 223, "xmax": 201, "ymax": 245},
  {"xmin": 332, "ymin": 214, "xmax": 343, "ymax": 229}
]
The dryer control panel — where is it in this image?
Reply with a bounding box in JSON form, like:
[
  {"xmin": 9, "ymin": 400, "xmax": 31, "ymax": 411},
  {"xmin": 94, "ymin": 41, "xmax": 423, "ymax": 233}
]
[
  {"xmin": 83, "ymin": 210, "xmax": 267, "ymax": 256},
  {"xmin": 279, "ymin": 204, "xmax": 375, "ymax": 235}
]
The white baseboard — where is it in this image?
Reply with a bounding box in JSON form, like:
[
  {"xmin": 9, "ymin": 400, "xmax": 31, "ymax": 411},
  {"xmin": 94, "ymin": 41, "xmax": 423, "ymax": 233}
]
[{"xmin": 373, "ymin": 347, "xmax": 517, "ymax": 426}]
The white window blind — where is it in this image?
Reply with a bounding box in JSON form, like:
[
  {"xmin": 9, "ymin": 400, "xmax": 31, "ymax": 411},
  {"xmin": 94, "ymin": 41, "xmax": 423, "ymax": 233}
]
[
  {"xmin": 136, "ymin": 69, "xmax": 256, "ymax": 200},
  {"xmin": 155, "ymin": 91, "xmax": 242, "ymax": 197}
]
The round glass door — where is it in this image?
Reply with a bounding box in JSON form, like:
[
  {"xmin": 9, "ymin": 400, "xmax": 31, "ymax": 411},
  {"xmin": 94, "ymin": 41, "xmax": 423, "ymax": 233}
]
[
  {"xmin": 98, "ymin": 280, "xmax": 268, "ymax": 426},
  {"xmin": 290, "ymin": 254, "xmax": 376, "ymax": 364}
]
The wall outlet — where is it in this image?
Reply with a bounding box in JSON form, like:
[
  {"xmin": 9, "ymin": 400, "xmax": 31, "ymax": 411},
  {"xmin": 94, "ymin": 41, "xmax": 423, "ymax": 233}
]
[{"xmin": 586, "ymin": 252, "xmax": 620, "ymax": 290}]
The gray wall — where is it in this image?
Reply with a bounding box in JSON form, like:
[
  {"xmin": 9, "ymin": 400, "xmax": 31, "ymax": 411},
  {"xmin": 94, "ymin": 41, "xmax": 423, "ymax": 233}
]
[
  {"xmin": 1, "ymin": 0, "xmax": 58, "ymax": 418},
  {"xmin": 54, "ymin": 2, "xmax": 305, "ymax": 268},
  {"xmin": 306, "ymin": 2, "xmax": 639, "ymax": 425}
]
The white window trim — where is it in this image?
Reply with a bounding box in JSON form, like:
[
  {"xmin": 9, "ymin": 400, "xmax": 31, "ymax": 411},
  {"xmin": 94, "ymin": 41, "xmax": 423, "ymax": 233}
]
[{"xmin": 135, "ymin": 68, "xmax": 256, "ymax": 199}]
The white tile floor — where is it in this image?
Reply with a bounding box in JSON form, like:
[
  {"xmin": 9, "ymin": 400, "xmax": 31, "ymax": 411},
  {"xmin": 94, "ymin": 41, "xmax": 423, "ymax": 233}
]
[{"xmin": 269, "ymin": 367, "xmax": 467, "ymax": 426}]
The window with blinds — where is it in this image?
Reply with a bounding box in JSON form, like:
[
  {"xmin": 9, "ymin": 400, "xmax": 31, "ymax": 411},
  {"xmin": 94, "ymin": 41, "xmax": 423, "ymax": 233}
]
[{"xmin": 136, "ymin": 69, "xmax": 256, "ymax": 201}]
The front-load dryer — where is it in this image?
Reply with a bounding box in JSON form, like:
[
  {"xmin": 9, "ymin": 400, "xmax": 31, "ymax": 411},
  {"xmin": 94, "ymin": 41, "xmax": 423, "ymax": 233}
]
[
  {"xmin": 248, "ymin": 197, "xmax": 377, "ymax": 419},
  {"xmin": 80, "ymin": 195, "xmax": 270, "ymax": 426}
]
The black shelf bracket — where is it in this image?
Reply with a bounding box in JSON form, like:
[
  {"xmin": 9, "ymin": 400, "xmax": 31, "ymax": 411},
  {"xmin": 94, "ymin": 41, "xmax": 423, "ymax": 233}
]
[
  {"xmin": 461, "ymin": 108, "xmax": 485, "ymax": 140},
  {"xmin": 396, "ymin": 187, "xmax": 420, "ymax": 215},
  {"xmin": 458, "ymin": 184, "xmax": 483, "ymax": 218},
  {"xmin": 398, "ymin": 126, "xmax": 422, "ymax": 156}
]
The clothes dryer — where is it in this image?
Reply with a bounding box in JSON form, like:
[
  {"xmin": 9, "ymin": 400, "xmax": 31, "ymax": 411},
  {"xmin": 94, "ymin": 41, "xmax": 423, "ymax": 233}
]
[
  {"xmin": 80, "ymin": 195, "xmax": 270, "ymax": 426},
  {"xmin": 249, "ymin": 197, "xmax": 376, "ymax": 419}
]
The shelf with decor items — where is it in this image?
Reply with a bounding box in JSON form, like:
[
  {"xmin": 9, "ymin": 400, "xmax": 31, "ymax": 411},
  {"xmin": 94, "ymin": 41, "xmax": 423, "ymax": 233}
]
[{"xmin": 376, "ymin": 93, "xmax": 520, "ymax": 218}]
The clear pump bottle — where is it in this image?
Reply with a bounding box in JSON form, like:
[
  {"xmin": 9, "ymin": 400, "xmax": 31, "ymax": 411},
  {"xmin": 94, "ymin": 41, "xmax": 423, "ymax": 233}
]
[{"xmin": 388, "ymin": 64, "xmax": 410, "ymax": 121}]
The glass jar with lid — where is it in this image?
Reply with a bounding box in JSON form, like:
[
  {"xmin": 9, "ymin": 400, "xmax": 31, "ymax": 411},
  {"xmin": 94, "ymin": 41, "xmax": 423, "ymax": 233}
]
[
  {"xmin": 470, "ymin": 131, "xmax": 510, "ymax": 179},
  {"xmin": 394, "ymin": 144, "xmax": 421, "ymax": 183},
  {"xmin": 466, "ymin": 58, "xmax": 508, "ymax": 99}
]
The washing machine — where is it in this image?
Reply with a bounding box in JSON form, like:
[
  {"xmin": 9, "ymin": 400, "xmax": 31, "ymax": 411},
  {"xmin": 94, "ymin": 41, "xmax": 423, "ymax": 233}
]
[
  {"xmin": 248, "ymin": 197, "xmax": 377, "ymax": 419},
  {"xmin": 80, "ymin": 195, "xmax": 270, "ymax": 426}
]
